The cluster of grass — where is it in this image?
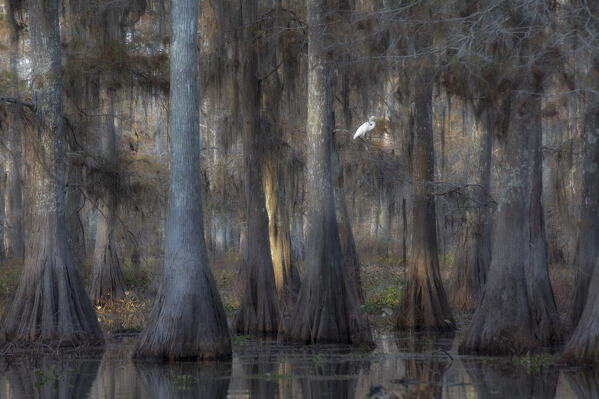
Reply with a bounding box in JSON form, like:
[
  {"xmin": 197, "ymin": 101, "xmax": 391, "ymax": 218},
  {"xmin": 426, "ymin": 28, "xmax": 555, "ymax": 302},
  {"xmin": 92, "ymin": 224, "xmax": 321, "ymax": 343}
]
[
  {"xmin": 361, "ymin": 258, "xmax": 404, "ymax": 316},
  {"xmin": 514, "ymin": 352, "xmax": 553, "ymax": 372},
  {"xmin": 173, "ymin": 374, "xmax": 196, "ymax": 391},
  {"xmin": 364, "ymin": 284, "xmax": 403, "ymax": 315},
  {"xmin": 95, "ymin": 292, "xmax": 150, "ymax": 332}
]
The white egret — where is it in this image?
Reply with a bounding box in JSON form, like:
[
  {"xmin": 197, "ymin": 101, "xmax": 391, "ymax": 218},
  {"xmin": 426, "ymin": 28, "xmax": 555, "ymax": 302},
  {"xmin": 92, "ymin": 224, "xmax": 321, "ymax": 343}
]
[{"xmin": 353, "ymin": 116, "xmax": 376, "ymax": 140}]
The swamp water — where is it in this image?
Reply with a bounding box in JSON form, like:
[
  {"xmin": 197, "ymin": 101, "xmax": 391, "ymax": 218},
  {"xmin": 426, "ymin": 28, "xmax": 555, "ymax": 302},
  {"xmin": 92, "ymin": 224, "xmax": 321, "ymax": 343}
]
[{"xmin": 0, "ymin": 332, "xmax": 593, "ymax": 398}]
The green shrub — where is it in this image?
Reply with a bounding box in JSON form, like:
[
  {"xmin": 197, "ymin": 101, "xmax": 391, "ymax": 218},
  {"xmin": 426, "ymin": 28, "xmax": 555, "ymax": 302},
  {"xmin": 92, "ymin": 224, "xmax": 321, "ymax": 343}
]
[{"xmin": 365, "ymin": 284, "xmax": 402, "ymax": 315}]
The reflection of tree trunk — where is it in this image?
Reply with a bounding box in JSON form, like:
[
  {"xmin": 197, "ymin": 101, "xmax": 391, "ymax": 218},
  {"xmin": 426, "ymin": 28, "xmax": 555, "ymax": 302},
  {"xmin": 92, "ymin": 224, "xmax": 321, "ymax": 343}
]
[
  {"xmin": 136, "ymin": 362, "xmax": 231, "ymax": 399},
  {"xmin": 464, "ymin": 359, "xmax": 558, "ymax": 398},
  {"xmin": 6, "ymin": 358, "xmax": 99, "ymax": 399},
  {"xmin": 240, "ymin": 345, "xmax": 279, "ymax": 398},
  {"xmin": 0, "ymin": 0, "xmax": 103, "ymax": 347},
  {"xmin": 449, "ymin": 101, "xmax": 492, "ymax": 311},
  {"xmin": 397, "ymin": 66, "xmax": 454, "ymax": 331},
  {"xmin": 294, "ymin": 357, "xmax": 365, "ymax": 399},
  {"xmin": 395, "ymin": 332, "xmax": 453, "ymax": 399}
]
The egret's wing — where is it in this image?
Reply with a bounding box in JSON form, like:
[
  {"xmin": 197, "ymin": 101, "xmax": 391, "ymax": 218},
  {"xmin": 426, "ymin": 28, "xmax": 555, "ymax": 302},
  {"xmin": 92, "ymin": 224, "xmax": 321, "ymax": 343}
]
[{"xmin": 353, "ymin": 122, "xmax": 368, "ymax": 139}]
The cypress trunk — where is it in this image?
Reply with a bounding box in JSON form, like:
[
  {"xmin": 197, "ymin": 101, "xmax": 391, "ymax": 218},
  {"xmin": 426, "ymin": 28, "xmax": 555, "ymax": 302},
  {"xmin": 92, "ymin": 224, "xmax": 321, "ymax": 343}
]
[
  {"xmin": 525, "ymin": 88, "xmax": 561, "ymax": 345},
  {"xmin": 134, "ymin": 0, "xmax": 231, "ymax": 361},
  {"xmin": 396, "ymin": 70, "xmax": 454, "ymax": 331},
  {"xmin": 570, "ymin": 60, "xmax": 599, "ymax": 328},
  {"xmin": 4, "ymin": 10, "xmax": 24, "ymax": 259},
  {"xmin": 561, "ymin": 60, "xmax": 599, "ymax": 364},
  {"xmin": 460, "ymin": 76, "xmax": 560, "ymax": 354},
  {"xmin": 263, "ymin": 156, "xmax": 301, "ymax": 307},
  {"xmin": 448, "ymin": 100, "xmax": 492, "ymax": 311},
  {"xmin": 234, "ymin": 0, "xmax": 280, "ymax": 335},
  {"xmin": 0, "ymin": 0, "xmax": 103, "ymax": 347},
  {"xmin": 89, "ymin": 98, "xmax": 126, "ymax": 304},
  {"xmin": 284, "ymin": 0, "xmax": 372, "ymax": 345}
]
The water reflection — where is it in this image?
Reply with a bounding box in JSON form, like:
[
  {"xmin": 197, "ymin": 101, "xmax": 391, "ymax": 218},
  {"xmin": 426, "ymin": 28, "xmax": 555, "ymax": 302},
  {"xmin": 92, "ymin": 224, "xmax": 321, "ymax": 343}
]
[
  {"xmin": 0, "ymin": 333, "xmax": 597, "ymax": 399},
  {"xmin": 293, "ymin": 353, "xmax": 368, "ymax": 399},
  {"xmin": 463, "ymin": 359, "xmax": 558, "ymax": 398},
  {"xmin": 135, "ymin": 361, "xmax": 231, "ymax": 399},
  {"xmin": 0, "ymin": 357, "xmax": 98, "ymax": 399}
]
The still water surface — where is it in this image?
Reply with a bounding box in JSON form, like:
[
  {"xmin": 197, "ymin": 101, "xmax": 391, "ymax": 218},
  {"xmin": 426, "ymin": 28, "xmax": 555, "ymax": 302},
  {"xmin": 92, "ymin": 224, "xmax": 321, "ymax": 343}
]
[{"xmin": 0, "ymin": 332, "xmax": 593, "ymax": 398}]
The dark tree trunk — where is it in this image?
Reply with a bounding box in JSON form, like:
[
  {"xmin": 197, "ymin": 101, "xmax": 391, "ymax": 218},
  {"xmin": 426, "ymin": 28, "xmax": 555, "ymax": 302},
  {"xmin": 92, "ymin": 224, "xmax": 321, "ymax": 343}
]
[
  {"xmin": 89, "ymin": 98, "xmax": 126, "ymax": 304},
  {"xmin": 335, "ymin": 40, "xmax": 364, "ymax": 302},
  {"xmin": 460, "ymin": 77, "xmax": 559, "ymax": 355},
  {"xmin": 448, "ymin": 100, "xmax": 492, "ymax": 311},
  {"xmin": 334, "ymin": 149, "xmax": 364, "ymax": 302},
  {"xmin": 396, "ymin": 69, "xmax": 454, "ymax": 331},
  {"xmin": 284, "ymin": 0, "xmax": 372, "ymax": 346},
  {"xmin": 234, "ymin": 0, "xmax": 280, "ymax": 336},
  {"xmin": 570, "ymin": 59, "xmax": 599, "ymax": 328},
  {"xmin": 0, "ymin": 0, "xmax": 103, "ymax": 347},
  {"xmin": 525, "ymin": 89, "xmax": 561, "ymax": 344},
  {"xmin": 134, "ymin": 0, "xmax": 231, "ymax": 360}
]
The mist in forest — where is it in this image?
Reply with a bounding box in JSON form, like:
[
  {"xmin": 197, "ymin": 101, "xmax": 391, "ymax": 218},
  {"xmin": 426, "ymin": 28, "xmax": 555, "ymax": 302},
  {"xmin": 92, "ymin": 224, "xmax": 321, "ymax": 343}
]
[{"xmin": 1, "ymin": 0, "xmax": 599, "ymax": 397}]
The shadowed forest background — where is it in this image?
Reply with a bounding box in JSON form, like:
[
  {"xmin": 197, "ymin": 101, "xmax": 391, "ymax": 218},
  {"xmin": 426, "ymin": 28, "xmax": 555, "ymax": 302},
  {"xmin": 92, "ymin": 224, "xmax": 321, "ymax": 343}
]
[{"xmin": 1, "ymin": 0, "xmax": 599, "ymax": 396}]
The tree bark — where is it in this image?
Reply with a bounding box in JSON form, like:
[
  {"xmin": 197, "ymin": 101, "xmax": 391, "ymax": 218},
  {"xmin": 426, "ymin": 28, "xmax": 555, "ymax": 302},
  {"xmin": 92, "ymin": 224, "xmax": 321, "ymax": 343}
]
[
  {"xmin": 396, "ymin": 68, "xmax": 454, "ymax": 331},
  {"xmin": 284, "ymin": 0, "xmax": 372, "ymax": 346},
  {"xmin": 448, "ymin": 100, "xmax": 492, "ymax": 311},
  {"xmin": 4, "ymin": 11, "xmax": 24, "ymax": 259},
  {"xmin": 263, "ymin": 156, "xmax": 301, "ymax": 308},
  {"xmin": 0, "ymin": 0, "xmax": 103, "ymax": 347},
  {"xmin": 234, "ymin": 0, "xmax": 280, "ymax": 336},
  {"xmin": 134, "ymin": 0, "xmax": 231, "ymax": 360},
  {"xmin": 570, "ymin": 59, "xmax": 599, "ymax": 328}
]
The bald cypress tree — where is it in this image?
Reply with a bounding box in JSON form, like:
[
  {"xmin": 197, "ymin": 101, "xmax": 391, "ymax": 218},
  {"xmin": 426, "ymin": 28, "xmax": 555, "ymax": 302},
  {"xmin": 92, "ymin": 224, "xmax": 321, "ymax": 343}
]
[
  {"xmin": 0, "ymin": 0, "xmax": 102, "ymax": 347},
  {"xmin": 284, "ymin": 0, "xmax": 372, "ymax": 345},
  {"xmin": 396, "ymin": 2, "xmax": 454, "ymax": 331},
  {"xmin": 134, "ymin": 0, "xmax": 231, "ymax": 361},
  {"xmin": 234, "ymin": 0, "xmax": 280, "ymax": 336}
]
